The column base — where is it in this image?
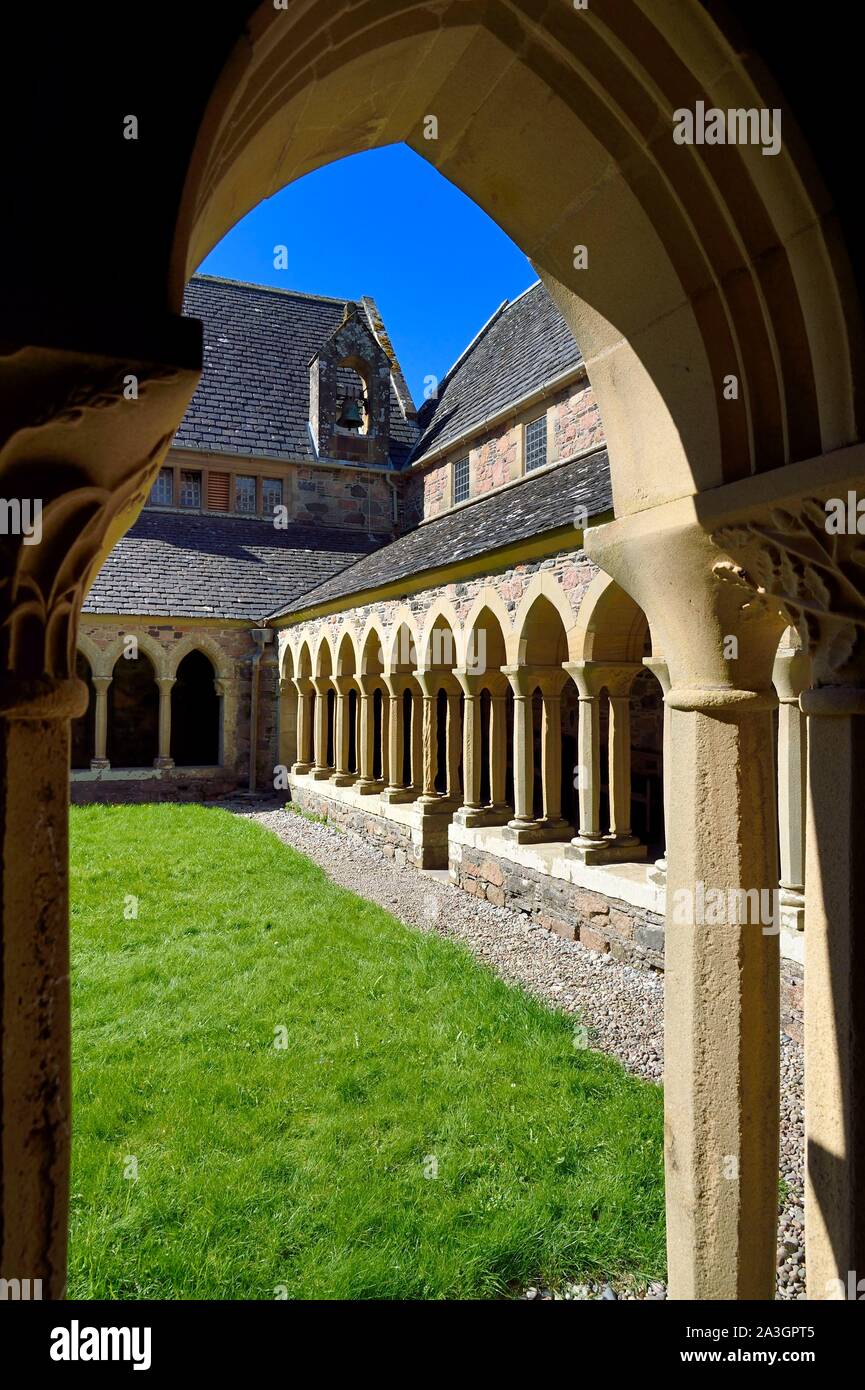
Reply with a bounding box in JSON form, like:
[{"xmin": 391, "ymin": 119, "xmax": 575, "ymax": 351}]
[
  {"xmin": 291, "ymin": 762, "xmax": 313, "ymax": 776},
  {"xmin": 566, "ymin": 836, "xmax": 648, "ymax": 865},
  {"xmin": 89, "ymin": 758, "xmax": 110, "ymax": 772},
  {"xmin": 153, "ymin": 756, "xmax": 174, "ymax": 770},
  {"xmin": 357, "ymin": 778, "xmax": 384, "ymax": 795},
  {"xmin": 380, "ymin": 786, "xmax": 416, "ymax": 804},
  {"xmin": 414, "ymin": 796, "xmax": 455, "ymax": 819},
  {"xmin": 503, "ymin": 818, "xmax": 572, "ymax": 845},
  {"xmin": 310, "ymin": 767, "xmax": 333, "ymax": 781},
  {"xmin": 452, "ymin": 806, "xmax": 512, "ymax": 829},
  {"xmin": 332, "ymin": 773, "xmax": 358, "ymax": 787}
]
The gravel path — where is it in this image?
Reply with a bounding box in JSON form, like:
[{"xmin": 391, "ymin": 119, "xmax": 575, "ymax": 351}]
[{"xmin": 229, "ymin": 797, "xmax": 805, "ymax": 1301}]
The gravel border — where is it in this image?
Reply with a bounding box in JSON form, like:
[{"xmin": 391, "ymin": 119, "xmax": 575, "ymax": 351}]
[{"xmin": 227, "ymin": 797, "xmax": 805, "ymax": 1301}]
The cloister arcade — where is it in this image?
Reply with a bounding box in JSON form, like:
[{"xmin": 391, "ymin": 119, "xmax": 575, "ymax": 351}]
[
  {"xmin": 277, "ymin": 576, "xmax": 809, "ymax": 952},
  {"xmin": 70, "ymin": 636, "xmax": 228, "ymax": 773}
]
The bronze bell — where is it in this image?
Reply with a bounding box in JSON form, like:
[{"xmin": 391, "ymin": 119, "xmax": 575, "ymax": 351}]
[{"xmin": 338, "ymin": 397, "xmax": 364, "ymax": 430}]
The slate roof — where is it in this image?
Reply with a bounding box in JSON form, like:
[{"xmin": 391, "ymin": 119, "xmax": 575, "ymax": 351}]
[
  {"xmin": 176, "ymin": 276, "xmax": 419, "ymax": 466},
  {"xmin": 410, "ymin": 282, "xmax": 583, "ymax": 463},
  {"xmin": 272, "ymin": 449, "xmax": 612, "ymax": 618},
  {"xmin": 83, "ymin": 511, "xmax": 386, "ymax": 622}
]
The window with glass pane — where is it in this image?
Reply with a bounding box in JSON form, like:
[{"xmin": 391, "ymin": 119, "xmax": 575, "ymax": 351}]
[
  {"xmin": 262, "ymin": 477, "xmax": 283, "ymax": 514},
  {"xmin": 179, "ymin": 471, "xmax": 201, "ymax": 508},
  {"xmin": 149, "ymin": 467, "xmax": 173, "ymax": 506},
  {"xmin": 235, "ymin": 475, "xmax": 256, "ymax": 513},
  {"xmin": 453, "ymin": 456, "xmax": 470, "ymax": 504},
  {"xmin": 525, "ymin": 416, "xmax": 547, "ymax": 472}
]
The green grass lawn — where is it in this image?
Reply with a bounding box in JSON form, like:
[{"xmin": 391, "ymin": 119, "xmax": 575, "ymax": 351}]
[{"xmin": 68, "ymin": 803, "xmax": 664, "ymax": 1299}]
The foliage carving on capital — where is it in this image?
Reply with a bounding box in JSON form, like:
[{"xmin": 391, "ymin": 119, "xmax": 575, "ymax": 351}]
[{"xmin": 712, "ymin": 499, "xmax": 865, "ymax": 685}]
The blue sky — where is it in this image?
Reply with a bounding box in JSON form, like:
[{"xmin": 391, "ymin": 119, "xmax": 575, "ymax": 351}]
[{"xmin": 198, "ymin": 144, "xmax": 537, "ymax": 406}]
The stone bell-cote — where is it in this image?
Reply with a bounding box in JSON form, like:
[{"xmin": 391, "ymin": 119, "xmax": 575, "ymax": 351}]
[{"xmin": 308, "ymin": 303, "xmax": 392, "ymax": 465}]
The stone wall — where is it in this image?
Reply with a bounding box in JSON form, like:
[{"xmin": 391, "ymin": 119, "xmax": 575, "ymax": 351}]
[
  {"xmin": 402, "ymin": 376, "xmax": 600, "ymax": 526},
  {"xmin": 293, "ymin": 464, "xmax": 395, "ymax": 532},
  {"xmin": 281, "ymin": 543, "xmax": 597, "ymax": 670},
  {"xmin": 449, "ymin": 836, "xmax": 665, "ymax": 970}
]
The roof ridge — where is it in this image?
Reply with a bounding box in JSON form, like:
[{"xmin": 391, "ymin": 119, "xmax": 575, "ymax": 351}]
[{"xmin": 189, "ymin": 274, "xmax": 351, "ymax": 307}]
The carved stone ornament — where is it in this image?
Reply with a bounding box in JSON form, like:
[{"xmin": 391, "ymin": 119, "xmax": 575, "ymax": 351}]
[{"xmin": 712, "ymin": 498, "xmax": 865, "ymax": 686}]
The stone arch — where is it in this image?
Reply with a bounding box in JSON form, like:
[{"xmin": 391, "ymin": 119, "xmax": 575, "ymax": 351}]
[
  {"xmin": 358, "ymin": 617, "xmax": 386, "ymax": 676},
  {"xmin": 174, "ymin": 0, "xmax": 861, "ymax": 524},
  {"xmin": 385, "ymin": 610, "xmax": 421, "ymax": 676},
  {"xmin": 75, "ymin": 632, "xmax": 106, "ymax": 680},
  {"xmin": 419, "ymin": 598, "xmax": 461, "ymax": 670},
  {"xmin": 295, "ymin": 639, "xmax": 313, "ymax": 679},
  {"xmin": 572, "ymin": 572, "xmax": 652, "ymax": 664},
  {"xmin": 334, "ymin": 626, "xmax": 359, "ymax": 678},
  {"xmin": 166, "ymin": 631, "xmax": 234, "ymax": 682},
  {"xmin": 102, "ymin": 630, "xmax": 169, "ymax": 681},
  {"xmin": 464, "ymin": 599, "xmax": 508, "ymax": 684},
  {"xmin": 512, "ymin": 581, "xmax": 574, "ymax": 668},
  {"xmin": 313, "ymin": 631, "xmax": 334, "ymax": 679}
]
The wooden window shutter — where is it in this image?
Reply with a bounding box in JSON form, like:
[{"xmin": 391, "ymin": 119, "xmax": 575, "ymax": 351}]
[{"xmin": 207, "ymin": 471, "xmax": 231, "ymax": 510}]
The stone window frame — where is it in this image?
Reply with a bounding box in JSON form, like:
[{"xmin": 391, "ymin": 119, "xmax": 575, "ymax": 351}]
[
  {"xmin": 452, "ymin": 454, "xmax": 470, "ymax": 505},
  {"xmin": 524, "ymin": 413, "xmax": 548, "ymax": 473}
]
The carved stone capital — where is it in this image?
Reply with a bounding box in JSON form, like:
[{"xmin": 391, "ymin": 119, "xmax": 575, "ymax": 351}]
[
  {"xmin": 0, "ymin": 324, "xmax": 200, "ymax": 716},
  {"xmin": 713, "ymin": 498, "xmax": 865, "ymax": 687}
]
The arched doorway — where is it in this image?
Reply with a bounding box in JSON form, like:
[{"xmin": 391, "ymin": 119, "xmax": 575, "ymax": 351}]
[
  {"xmin": 171, "ymin": 650, "xmax": 220, "ymax": 766},
  {"xmin": 108, "ymin": 652, "xmax": 159, "ymax": 768}
]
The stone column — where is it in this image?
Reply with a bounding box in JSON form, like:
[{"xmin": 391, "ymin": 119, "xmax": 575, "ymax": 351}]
[
  {"xmin": 277, "ymin": 676, "xmax": 297, "ymax": 772},
  {"xmin": 489, "ymin": 691, "xmax": 509, "ymax": 813},
  {"xmin": 585, "ymin": 511, "xmax": 785, "ymax": 1301},
  {"xmin": 0, "ymin": 323, "xmax": 199, "ymax": 1298},
  {"xmin": 538, "ymin": 673, "xmax": 570, "ymax": 835},
  {"xmin": 291, "ymin": 676, "xmax": 313, "ymax": 773},
  {"xmin": 380, "ymin": 687, "xmax": 390, "ymax": 786},
  {"xmin": 311, "ymin": 675, "xmax": 332, "ymax": 779},
  {"xmin": 802, "ymin": 679, "xmax": 865, "ymax": 1298},
  {"xmin": 454, "ymin": 671, "xmax": 482, "ymax": 821},
  {"xmin": 445, "ymin": 689, "xmax": 462, "ymax": 802},
  {"xmin": 154, "ymin": 676, "xmax": 175, "ymax": 769},
  {"xmin": 503, "ymin": 666, "xmax": 534, "ymax": 829},
  {"xmin": 332, "ymin": 675, "xmax": 356, "ymax": 786},
  {"xmin": 605, "ymin": 670, "xmax": 643, "ymax": 854},
  {"xmin": 90, "ymin": 674, "xmax": 112, "ymax": 769},
  {"xmin": 410, "ymin": 689, "xmax": 423, "ymax": 795},
  {"xmin": 565, "ymin": 662, "xmax": 604, "ymax": 857},
  {"xmin": 643, "ymin": 655, "xmax": 671, "ymax": 882},
  {"xmin": 710, "ymin": 494, "xmax": 865, "ymax": 1299},
  {"xmin": 381, "ymin": 676, "xmax": 413, "ymax": 803},
  {"xmin": 357, "ymin": 677, "xmax": 378, "ymax": 794},
  {"xmin": 773, "ymin": 635, "xmax": 809, "ymax": 936},
  {"xmin": 414, "ymin": 671, "xmax": 440, "ymax": 808}
]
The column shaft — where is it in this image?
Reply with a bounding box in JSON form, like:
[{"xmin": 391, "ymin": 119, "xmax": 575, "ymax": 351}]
[
  {"xmin": 490, "ymin": 694, "xmax": 508, "ymax": 808},
  {"xmin": 446, "ymin": 692, "xmax": 461, "ymax": 801},
  {"xmin": 664, "ymin": 694, "xmax": 780, "ymax": 1299},
  {"xmin": 155, "ymin": 677, "xmax": 174, "ymax": 768},
  {"xmin": 802, "ymin": 688, "xmax": 865, "ymax": 1298},
  {"xmin": 462, "ymin": 694, "xmax": 482, "ymax": 809},
  {"xmin": 91, "ymin": 676, "xmax": 111, "ymax": 767},
  {"xmin": 541, "ymin": 692, "xmax": 563, "ymax": 822}
]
